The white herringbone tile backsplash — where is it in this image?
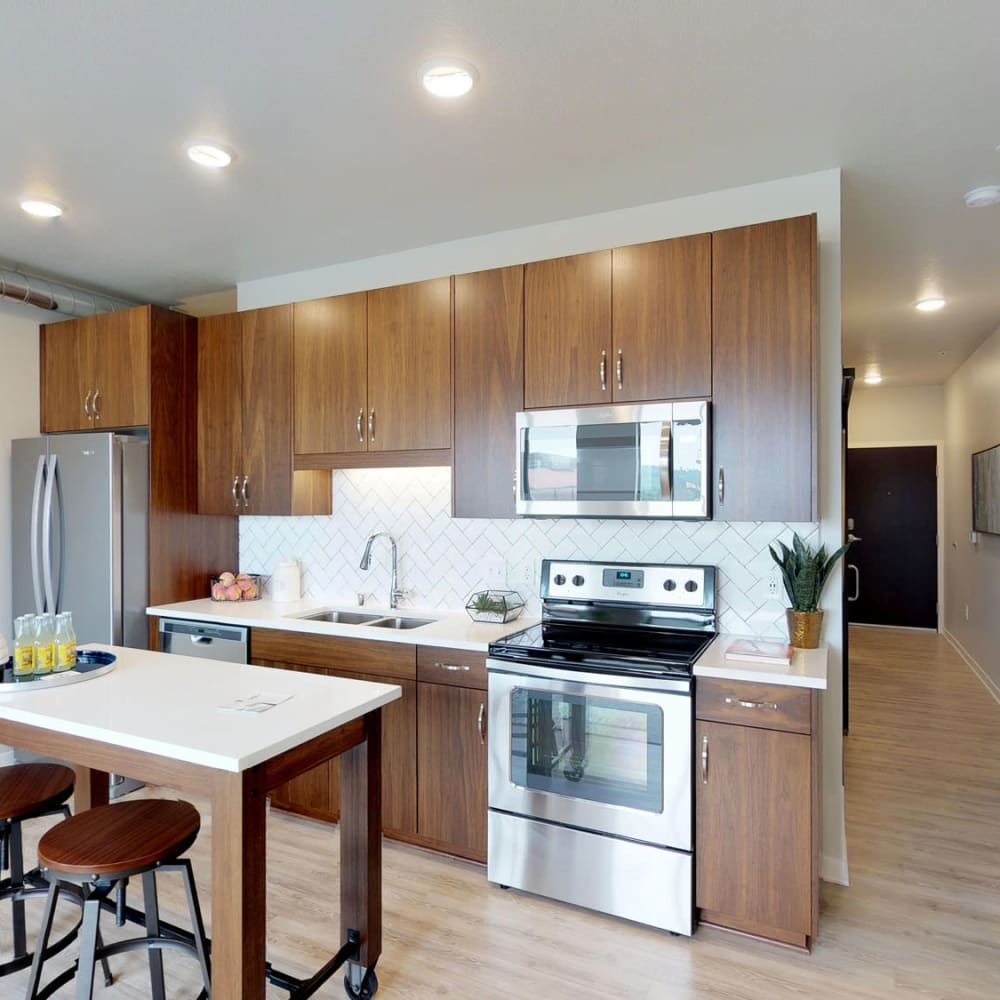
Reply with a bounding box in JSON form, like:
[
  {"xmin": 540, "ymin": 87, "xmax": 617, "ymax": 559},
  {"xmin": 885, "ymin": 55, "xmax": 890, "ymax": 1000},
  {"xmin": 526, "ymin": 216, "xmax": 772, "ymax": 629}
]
[{"xmin": 240, "ymin": 467, "xmax": 818, "ymax": 638}]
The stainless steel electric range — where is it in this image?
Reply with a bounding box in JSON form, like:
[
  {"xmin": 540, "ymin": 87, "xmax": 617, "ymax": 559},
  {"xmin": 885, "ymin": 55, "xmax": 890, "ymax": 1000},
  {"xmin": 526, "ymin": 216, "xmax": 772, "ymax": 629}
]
[{"xmin": 486, "ymin": 558, "xmax": 717, "ymax": 935}]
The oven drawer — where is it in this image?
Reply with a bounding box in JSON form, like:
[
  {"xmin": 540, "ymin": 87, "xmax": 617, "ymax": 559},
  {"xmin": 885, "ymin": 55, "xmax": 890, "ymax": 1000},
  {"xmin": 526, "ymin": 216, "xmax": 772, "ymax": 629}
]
[{"xmin": 696, "ymin": 678, "xmax": 813, "ymax": 734}]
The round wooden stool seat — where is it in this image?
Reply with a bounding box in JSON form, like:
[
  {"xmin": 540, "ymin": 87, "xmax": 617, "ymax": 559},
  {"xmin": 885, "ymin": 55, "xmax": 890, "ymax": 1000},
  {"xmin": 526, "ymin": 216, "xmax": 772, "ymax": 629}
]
[
  {"xmin": 39, "ymin": 799, "xmax": 200, "ymax": 879},
  {"xmin": 0, "ymin": 764, "xmax": 75, "ymax": 822}
]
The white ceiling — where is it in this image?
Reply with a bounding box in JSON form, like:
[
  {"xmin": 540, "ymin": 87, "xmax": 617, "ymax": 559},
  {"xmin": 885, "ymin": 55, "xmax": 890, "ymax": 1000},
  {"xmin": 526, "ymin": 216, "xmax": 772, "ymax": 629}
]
[{"xmin": 3, "ymin": 1, "xmax": 999, "ymax": 385}]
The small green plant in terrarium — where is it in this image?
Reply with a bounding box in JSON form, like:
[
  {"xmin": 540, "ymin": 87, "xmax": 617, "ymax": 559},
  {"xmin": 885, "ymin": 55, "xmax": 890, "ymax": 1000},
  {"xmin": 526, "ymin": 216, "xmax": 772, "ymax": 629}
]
[
  {"xmin": 465, "ymin": 589, "xmax": 525, "ymax": 624},
  {"xmin": 471, "ymin": 593, "xmax": 505, "ymax": 615}
]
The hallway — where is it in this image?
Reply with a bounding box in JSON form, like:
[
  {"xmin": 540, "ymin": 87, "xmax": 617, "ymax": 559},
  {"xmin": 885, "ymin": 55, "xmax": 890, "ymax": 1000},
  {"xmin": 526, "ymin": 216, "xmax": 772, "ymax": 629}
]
[{"xmin": 7, "ymin": 627, "xmax": 1000, "ymax": 998}]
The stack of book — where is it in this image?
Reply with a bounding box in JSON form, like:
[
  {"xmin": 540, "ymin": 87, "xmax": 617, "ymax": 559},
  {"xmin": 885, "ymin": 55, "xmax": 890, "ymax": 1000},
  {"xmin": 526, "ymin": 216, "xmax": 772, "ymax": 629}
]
[{"xmin": 724, "ymin": 638, "xmax": 794, "ymax": 665}]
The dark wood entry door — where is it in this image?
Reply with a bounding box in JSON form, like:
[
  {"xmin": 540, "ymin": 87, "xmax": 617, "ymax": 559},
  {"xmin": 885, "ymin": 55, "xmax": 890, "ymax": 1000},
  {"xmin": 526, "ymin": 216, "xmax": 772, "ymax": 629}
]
[{"xmin": 846, "ymin": 446, "xmax": 937, "ymax": 628}]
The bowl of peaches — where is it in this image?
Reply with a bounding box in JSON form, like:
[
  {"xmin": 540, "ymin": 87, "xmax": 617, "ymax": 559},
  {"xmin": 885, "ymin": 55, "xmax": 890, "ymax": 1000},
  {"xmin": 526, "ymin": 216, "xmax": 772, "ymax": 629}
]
[{"xmin": 210, "ymin": 572, "xmax": 262, "ymax": 602}]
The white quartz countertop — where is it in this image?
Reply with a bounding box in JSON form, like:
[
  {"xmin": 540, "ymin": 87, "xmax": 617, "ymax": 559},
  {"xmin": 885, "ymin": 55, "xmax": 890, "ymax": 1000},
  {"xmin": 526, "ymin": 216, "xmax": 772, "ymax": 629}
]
[
  {"xmin": 693, "ymin": 634, "xmax": 828, "ymax": 689},
  {"xmin": 0, "ymin": 644, "xmax": 400, "ymax": 772},
  {"xmin": 147, "ymin": 598, "xmax": 537, "ymax": 652}
]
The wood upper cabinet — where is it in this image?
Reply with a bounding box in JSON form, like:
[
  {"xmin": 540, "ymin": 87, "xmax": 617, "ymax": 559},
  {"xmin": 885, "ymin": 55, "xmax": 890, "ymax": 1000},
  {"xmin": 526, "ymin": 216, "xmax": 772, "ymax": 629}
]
[
  {"xmin": 417, "ymin": 680, "xmax": 488, "ymax": 862},
  {"xmin": 197, "ymin": 307, "xmax": 330, "ymax": 516},
  {"xmin": 453, "ymin": 266, "xmax": 524, "ymax": 517},
  {"xmin": 293, "ymin": 293, "xmax": 368, "ymax": 455},
  {"xmin": 611, "ymin": 235, "xmax": 711, "ymax": 402},
  {"xmin": 367, "ymin": 278, "xmax": 452, "ymax": 452},
  {"xmin": 524, "ymin": 250, "xmax": 611, "ymax": 408},
  {"xmin": 712, "ymin": 214, "xmax": 817, "ymax": 521},
  {"xmin": 40, "ymin": 306, "xmax": 150, "ymax": 432}
]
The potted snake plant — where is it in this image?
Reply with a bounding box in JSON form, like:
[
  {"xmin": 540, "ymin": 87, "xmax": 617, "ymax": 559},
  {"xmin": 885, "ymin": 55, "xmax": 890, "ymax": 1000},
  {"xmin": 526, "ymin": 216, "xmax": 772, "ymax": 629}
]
[{"xmin": 769, "ymin": 532, "xmax": 853, "ymax": 648}]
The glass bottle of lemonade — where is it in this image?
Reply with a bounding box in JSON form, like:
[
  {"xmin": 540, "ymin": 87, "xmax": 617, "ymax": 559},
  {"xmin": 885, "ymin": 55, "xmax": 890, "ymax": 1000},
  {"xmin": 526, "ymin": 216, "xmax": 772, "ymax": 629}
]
[
  {"xmin": 54, "ymin": 612, "xmax": 77, "ymax": 672},
  {"xmin": 13, "ymin": 615, "xmax": 35, "ymax": 680},
  {"xmin": 33, "ymin": 614, "xmax": 55, "ymax": 676}
]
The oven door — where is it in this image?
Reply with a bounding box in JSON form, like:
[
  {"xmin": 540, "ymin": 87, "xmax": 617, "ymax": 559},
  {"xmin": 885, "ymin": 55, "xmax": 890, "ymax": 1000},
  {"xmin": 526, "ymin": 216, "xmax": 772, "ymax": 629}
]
[{"xmin": 488, "ymin": 661, "xmax": 692, "ymax": 850}]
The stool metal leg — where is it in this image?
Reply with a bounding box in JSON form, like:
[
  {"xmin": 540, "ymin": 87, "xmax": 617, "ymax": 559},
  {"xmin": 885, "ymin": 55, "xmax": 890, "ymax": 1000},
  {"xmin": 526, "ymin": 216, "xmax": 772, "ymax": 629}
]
[
  {"xmin": 9, "ymin": 820, "xmax": 26, "ymax": 959},
  {"xmin": 25, "ymin": 880, "xmax": 60, "ymax": 1000},
  {"xmin": 180, "ymin": 859, "xmax": 212, "ymax": 994},
  {"xmin": 75, "ymin": 885, "xmax": 110, "ymax": 1000},
  {"xmin": 142, "ymin": 870, "xmax": 167, "ymax": 1000}
]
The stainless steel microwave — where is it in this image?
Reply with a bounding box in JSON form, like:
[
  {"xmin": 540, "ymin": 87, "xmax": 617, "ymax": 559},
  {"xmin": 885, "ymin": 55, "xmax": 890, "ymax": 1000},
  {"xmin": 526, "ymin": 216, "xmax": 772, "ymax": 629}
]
[{"xmin": 515, "ymin": 401, "xmax": 710, "ymax": 519}]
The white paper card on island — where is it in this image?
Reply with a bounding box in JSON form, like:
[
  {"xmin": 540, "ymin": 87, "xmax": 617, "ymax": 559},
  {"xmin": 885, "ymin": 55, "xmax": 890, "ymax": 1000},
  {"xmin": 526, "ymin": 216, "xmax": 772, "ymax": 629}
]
[
  {"xmin": 219, "ymin": 692, "xmax": 293, "ymax": 713},
  {"xmin": 724, "ymin": 638, "xmax": 794, "ymax": 666}
]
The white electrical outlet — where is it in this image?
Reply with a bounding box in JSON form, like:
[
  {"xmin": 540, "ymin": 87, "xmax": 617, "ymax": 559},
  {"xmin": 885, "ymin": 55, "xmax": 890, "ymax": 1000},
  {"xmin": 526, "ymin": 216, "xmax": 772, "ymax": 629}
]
[
  {"xmin": 483, "ymin": 555, "xmax": 505, "ymax": 588},
  {"xmin": 767, "ymin": 573, "xmax": 781, "ymax": 598}
]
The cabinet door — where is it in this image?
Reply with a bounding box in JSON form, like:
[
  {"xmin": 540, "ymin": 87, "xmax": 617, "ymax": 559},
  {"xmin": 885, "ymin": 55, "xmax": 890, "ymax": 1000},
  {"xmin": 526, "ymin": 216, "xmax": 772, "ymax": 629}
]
[
  {"xmin": 93, "ymin": 306, "xmax": 150, "ymax": 428},
  {"xmin": 367, "ymin": 278, "xmax": 452, "ymax": 452},
  {"xmin": 453, "ymin": 266, "xmax": 524, "ymax": 517},
  {"xmin": 696, "ymin": 720, "xmax": 812, "ymax": 942},
  {"xmin": 197, "ymin": 313, "xmax": 244, "ymax": 515},
  {"xmin": 293, "ymin": 293, "xmax": 368, "ymax": 455},
  {"xmin": 524, "ymin": 250, "xmax": 611, "ymax": 408},
  {"xmin": 241, "ymin": 305, "xmax": 294, "ymax": 514},
  {"xmin": 612, "ymin": 236, "xmax": 711, "ymax": 402},
  {"xmin": 712, "ymin": 215, "xmax": 816, "ymax": 521},
  {"xmin": 40, "ymin": 315, "xmax": 96, "ymax": 432},
  {"xmin": 417, "ymin": 682, "xmax": 488, "ymax": 861}
]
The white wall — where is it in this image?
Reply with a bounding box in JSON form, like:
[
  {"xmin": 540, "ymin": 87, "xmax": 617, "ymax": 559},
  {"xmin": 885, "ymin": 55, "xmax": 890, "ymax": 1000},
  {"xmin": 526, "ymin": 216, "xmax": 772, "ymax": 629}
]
[
  {"xmin": 850, "ymin": 385, "xmax": 944, "ymax": 446},
  {"xmin": 942, "ymin": 322, "xmax": 1000, "ymax": 698},
  {"xmin": 239, "ymin": 168, "xmax": 849, "ymax": 884},
  {"xmin": 0, "ymin": 303, "xmax": 41, "ymax": 645}
]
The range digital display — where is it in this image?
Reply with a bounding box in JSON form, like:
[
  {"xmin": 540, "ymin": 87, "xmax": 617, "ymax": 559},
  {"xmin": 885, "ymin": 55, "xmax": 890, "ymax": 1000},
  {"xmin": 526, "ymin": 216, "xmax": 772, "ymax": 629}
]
[{"xmin": 603, "ymin": 568, "xmax": 644, "ymax": 588}]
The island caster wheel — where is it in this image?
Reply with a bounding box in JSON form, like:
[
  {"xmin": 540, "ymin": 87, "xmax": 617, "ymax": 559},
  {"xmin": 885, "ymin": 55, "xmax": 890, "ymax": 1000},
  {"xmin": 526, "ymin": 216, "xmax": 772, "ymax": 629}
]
[{"xmin": 344, "ymin": 967, "xmax": 378, "ymax": 999}]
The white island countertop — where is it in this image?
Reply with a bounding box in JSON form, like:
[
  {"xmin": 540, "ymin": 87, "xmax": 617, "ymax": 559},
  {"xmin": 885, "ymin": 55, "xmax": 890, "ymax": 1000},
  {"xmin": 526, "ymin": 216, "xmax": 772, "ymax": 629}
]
[
  {"xmin": 0, "ymin": 644, "xmax": 401, "ymax": 772},
  {"xmin": 147, "ymin": 597, "xmax": 537, "ymax": 652},
  {"xmin": 694, "ymin": 634, "xmax": 828, "ymax": 689}
]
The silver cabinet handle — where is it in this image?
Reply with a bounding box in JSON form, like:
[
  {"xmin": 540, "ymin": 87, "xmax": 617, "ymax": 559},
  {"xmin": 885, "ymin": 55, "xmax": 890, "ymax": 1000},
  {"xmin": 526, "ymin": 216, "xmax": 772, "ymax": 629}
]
[
  {"xmin": 241, "ymin": 475, "xmax": 249, "ymax": 511},
  {"xmin": 599, "ymin": 350, "xmax": 607, "ymax": 391},
  {"xmin": 717, "ymin": 467, "xmax": 725, "ymax": 504},
  {"xmin": 368, "ymin": 408, "xmax": 376, "ymax": 444},
  {"xmin": 231, "ymin": 476, "xmax": 240, "ymax": 510},
  {"xmin": 436, "ymin": 662, "xmax": 471, "ymax": 672},
  {"xmin": 478, "ymin": 703, "xmax": 486, "ymax": 745},
  {"xmin": 616, "ymin": 349, "xmax": 623, "ymax": 391},
  {"xmin": 92, "ymin": 388, "xmax": 101, "ymax": 421},
  {"xmin": 701, "ymin": 734, "xmax": 709, "ymax": 784},
  {"xmin": 83, "ymin": 389, "xmax": 92, "ymax": 418},
  {"xmin": 848, "ymin": 563, "xmax": 860, "ymax": 602},
  {"xmin": 725, "ymin": 696, "xmax": 779, "ymax": 711},
  {"xmin": 357, "ymin": 408, "xmax": 365, "ymax": 444}
]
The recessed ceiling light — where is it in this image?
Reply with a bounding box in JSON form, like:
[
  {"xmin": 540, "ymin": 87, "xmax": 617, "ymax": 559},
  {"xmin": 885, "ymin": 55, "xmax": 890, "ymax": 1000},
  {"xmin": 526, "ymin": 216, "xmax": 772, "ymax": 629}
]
[
  {"xmin": 915, "ymin": 297, "xmax": 946, "ymax": 312},
  {"xmin": 863, "ymin": 374, "xmax": 883, "ymax": 385},
  {"xmin": 186, "ymin": 142, "xmax": 234, "ymax": 169},
  {"xmin": 420, "ymin": 59, "xmax": 478, "ymax": 98},
  {"xmin": 963, "ymin": 185, "xmax": 1000, "ymax": 208},
  {"xmin": 20, "ymin": 199, "xmax": 63, "ymax": 219}
]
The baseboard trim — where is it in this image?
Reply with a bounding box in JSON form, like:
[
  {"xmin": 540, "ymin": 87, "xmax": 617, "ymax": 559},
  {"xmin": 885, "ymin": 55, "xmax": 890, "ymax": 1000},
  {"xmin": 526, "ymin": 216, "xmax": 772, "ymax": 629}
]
[
  {"xmin": 820, "ymin": 853, "xmax": 850, "ymax": 887},
  {"xmin": 943, "ymin": 630, "xmax": 1000, "ymax": 706}
]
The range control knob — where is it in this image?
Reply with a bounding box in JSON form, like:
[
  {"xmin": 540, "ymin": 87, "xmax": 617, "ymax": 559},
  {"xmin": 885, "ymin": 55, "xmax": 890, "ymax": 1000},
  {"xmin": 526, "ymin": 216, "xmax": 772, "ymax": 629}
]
[
  {"xmin": 685, "ymin": 580, "xmax": 699, "ymax": 593},
  {"xmin": 663, "ymin": 579, "xmax": 677, "ymax": 592},
  {"xmin": 572, "ymin": 575, "xmax": 585, "ymax": 587},
  {"xmin": 553, "ymin": 574, "xmax": 566, "ymax": 586}
]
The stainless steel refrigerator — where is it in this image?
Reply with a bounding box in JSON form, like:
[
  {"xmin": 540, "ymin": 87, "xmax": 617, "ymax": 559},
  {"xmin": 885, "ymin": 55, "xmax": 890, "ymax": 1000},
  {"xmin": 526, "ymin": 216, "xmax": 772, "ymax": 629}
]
[{"xmin": 11, "ymin": 431, "xmax": 148, "ymax": 647}]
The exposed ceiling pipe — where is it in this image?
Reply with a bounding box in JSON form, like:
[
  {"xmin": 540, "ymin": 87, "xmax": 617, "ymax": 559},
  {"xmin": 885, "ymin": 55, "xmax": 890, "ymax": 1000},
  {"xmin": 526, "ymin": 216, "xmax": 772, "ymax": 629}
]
[{"xmin": 0, "ymin": 265, "xmax": 136, "ymax": 317}]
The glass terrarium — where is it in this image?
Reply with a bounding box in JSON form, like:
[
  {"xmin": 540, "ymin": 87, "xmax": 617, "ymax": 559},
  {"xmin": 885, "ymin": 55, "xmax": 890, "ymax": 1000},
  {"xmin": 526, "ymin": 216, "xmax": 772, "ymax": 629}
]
[{"xmin": 465, "ymin": 590, "xmax": 525, "ymax": 624}]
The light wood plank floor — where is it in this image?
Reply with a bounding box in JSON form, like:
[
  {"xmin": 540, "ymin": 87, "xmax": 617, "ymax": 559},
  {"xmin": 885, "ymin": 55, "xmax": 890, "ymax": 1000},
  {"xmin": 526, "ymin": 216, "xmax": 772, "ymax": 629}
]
[{"xmin": 7, "ymin": 626, "xmax": 1000, "ymax": 997}]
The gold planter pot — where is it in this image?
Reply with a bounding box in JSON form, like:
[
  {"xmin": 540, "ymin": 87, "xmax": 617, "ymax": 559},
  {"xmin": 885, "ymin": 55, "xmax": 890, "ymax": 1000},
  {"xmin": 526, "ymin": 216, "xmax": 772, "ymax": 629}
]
[{"xmin": 786, "ymin": 609, "xmax": 824, "ymax": 649}]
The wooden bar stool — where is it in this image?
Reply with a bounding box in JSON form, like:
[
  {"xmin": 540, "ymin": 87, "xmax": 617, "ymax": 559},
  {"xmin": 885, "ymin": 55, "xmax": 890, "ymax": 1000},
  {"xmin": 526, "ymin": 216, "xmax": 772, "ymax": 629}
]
[
  {"xmin": 0, "ymin": 763, "xmax": 82, "ymax": 977},
  {"xmin": 27, "ymin": 798, "xmax": 211, "ymax": 1000}
]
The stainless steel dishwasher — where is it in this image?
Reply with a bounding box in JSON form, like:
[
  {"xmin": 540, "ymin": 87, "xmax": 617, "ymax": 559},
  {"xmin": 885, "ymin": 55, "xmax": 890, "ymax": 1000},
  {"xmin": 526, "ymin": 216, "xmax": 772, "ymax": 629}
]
[{"xmin": 158, "ymin": 618, "xmax": 249, "ymax": 663}]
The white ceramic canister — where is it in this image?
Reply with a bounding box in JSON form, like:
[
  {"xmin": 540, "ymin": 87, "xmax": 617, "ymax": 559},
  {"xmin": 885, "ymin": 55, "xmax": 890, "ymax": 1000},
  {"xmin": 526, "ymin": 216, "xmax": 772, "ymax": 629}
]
[{"xmin": 272, "ymin": 559, "xmax": 302, "ymax": 602}]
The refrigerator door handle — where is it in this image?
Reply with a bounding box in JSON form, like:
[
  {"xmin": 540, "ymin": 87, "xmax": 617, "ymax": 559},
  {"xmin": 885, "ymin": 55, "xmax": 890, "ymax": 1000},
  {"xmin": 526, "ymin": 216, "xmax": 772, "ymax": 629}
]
[
  {"xmin": 30, "ymin": 454, "xmax": 46, "ymax": 614},
  {"xmin": 42, "ymin": 453, "xmax": 58, "ymax": 613}
]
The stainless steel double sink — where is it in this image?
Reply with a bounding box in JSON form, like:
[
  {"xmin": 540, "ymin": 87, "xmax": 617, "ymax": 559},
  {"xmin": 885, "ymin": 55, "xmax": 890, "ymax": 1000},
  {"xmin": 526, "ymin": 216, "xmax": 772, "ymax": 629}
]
[{"xmin": 290, "ymin": 609, "xmax": 437, "ymax": 630}]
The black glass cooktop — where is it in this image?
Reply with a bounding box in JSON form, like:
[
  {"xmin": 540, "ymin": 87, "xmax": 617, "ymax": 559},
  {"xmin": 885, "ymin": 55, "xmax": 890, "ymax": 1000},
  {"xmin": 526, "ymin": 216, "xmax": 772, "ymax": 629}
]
[{"xmin": 488, "ymin": 621, "xmax": 715, "ymax": 679}]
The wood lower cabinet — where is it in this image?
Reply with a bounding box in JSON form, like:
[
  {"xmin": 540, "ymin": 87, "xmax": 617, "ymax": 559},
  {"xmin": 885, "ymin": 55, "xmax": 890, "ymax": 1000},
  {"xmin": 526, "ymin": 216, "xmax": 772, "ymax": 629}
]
[
  {"xmin": 41, "ymin": 305, "xmax": 150, "ymax": 432},
  {"xmin": 695, "ymin": 677, "xmax": 819, "ymax": 949},
  {"xmin": 712, "ymin": 214, "xmax": 817, "ymax": 521},
  {"xmin": 197, "ymin": 306, "xmax": 330, "ymax": 516},
  {"xmin": 453, "ymin": 266, "xmax": 524, "ymax": 517}
]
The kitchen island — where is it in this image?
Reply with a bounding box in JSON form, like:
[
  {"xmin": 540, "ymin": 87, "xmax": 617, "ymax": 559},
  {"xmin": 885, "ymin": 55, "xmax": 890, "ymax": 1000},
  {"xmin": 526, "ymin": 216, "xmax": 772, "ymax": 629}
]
[{"xmin": 0, "ymin": 644, "xmax": 400, "ymax": 998}]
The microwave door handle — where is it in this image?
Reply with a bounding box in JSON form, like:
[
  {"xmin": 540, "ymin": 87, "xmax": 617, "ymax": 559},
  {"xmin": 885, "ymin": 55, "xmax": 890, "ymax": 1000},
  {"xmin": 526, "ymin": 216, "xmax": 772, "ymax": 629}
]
[{"xmin": 30, "ymin": 454, "xmax": 46, "ymax": 614}]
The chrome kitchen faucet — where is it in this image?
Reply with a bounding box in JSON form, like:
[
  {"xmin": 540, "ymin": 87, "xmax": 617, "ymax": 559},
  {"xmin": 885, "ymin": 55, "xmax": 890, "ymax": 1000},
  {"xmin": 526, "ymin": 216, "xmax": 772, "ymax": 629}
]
[{"xmin": 359, "ymin": 532, "xmax": 404, "ymax": 609}]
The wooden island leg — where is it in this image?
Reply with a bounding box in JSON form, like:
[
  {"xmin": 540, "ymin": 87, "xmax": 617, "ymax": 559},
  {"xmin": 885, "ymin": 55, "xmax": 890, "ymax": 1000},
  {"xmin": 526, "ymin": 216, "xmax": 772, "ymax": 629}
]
[
  {"xmin": 73, "ymin": 766, "xmax": 109, "ymax": 811},
  {"xmin": 340, "ymin": 709, "xmax": 383, "ymax": 990},
  {"xmin": 212, "ymin": 769, "xmax": 267, "ymax": 999}
]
